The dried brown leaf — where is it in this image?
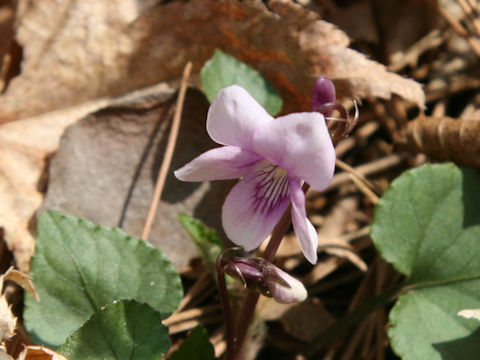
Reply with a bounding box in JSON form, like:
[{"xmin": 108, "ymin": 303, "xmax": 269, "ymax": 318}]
[
  {"xmin": 0, "ymin": 83, "xmax": 173, "ymax": 272},
  {"xmin": 0, "ymin": 269, "xmax": 19, "ymax": 344},
  {"xmin": 17, "ymin": 346, "xmax": 67, "ymax": 360},
  {"xmin": 1, "ymin": 268, "xmax": 38, "ymax": 302},
  {"xmin": 319, "ymin": 237, "xmax": 368, "ymax": 272},
  {"xmin": 313, "ymin": 0, "xmax": 379, "ymax": 43},
  {"xmin": 40, "ymin": 88, "xmax": 232, "ymax": 270},
  {"xmin": 0, "ymin": 350, "xmax": 13, "ymax": 360},
  {"xmin": 0, "ymin": 298, "xmax": 15, "ymax": 344},
  {"xmin": 0, "ymin": 0, "xmax": 424, "ymax": 121},
  {"xmin": 280, "ymin": 298, "xmax": 334, "ymax": 342},
  {"xmin": 396, "ymin": 115, "xmax": 480, "ymax": 167},
  {"xmin": 0, "ymin": 110, "xmax": 84, "ymax": 271},
  {"xmin": 257, "ymin": 297, "xmax": 297, "ymax": 322},
  {"xmin": 0, "ymin": 0, "xmax": 16, "ymax": 92}
]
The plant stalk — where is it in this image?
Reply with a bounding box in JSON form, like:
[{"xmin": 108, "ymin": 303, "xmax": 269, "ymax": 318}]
[{"xmin": 216, "ymin": 252, "xmax": 236, "ymax": 359}]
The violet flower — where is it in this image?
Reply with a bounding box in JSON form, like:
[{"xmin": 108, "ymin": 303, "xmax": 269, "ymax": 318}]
[{"xmin": 174, "ymin": 85, "xmax": 336, "ymax": 264}]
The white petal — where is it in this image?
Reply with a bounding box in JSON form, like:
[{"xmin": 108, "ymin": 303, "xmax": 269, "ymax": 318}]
[
  {"xmin": 222, "ymin": 160, "xmax": 290, "ymax": 251},
  {"xmin": 174, "ymin": 146, "xmax": 259, "ymax": 181},
  {"xmin": 290, "ymin": 180, "xmax": 318, "ymax": 264},
  {"xmin": 252, "ymin": 112, "xmax": 335, "ymax": 191},
  {"xmin": 207, "ymin": 85, "xmax": 273, "ymax": 149},
  {"xmin": 267, "ymin": 266, "xmax": 307, "ymax": 304}
]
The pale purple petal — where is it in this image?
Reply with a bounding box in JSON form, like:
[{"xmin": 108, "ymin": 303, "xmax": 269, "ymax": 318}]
[
  {"xmin": 252, "ymin": 112, "xmax": 336, "ymax": 191},
  {"xmin": 222, "ymin": 160, "xmax": 291, "ymax": 251},
  {"xmin": 206, "ymin": 85, "xmax": 273, "ymax": 149},
  {"xmin": 312, "ymin": 77, "xmax": 336, "ymax": 111},
  {"xmin": 290, "ymin": 180, "xmax": 318, "ymax": 264},
  {"xmin": 267, "ymin": 266, "xmax": 307, "ymax": 303},
  {"xmin": 174, "ymin": 146, "xmax": 260, "ymax": 181}
]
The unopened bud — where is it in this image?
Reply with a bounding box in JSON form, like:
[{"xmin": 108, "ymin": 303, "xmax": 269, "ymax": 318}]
[
  {"xmin": 312, "ymin": 77, "xmax": 336, "ymax": 111},
  {"xmin": 223, "ymin": 257, "xmax": 307, "ymax": 304}
]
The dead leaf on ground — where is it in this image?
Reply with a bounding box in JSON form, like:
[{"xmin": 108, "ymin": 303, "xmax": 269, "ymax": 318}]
[
  {"xmin": 312, "ymin": 0, "xmax": 379, "ymax": 44},
  {"xmin": 0, "ymin": 0, "xmax": 16, "ymax": 92},
  {"xmin": 257, "ymin": 296, "xmax": 297, "ymax": 322},
  {"xmin": 40, "ymin": 88, "xmax": 233, "ymax": 270},
  {"xmin": 0, "ymin": 268, "xmax": 38, "ymax": 302},
  {"xmin": 0, "ymin": 268, "xmax": 21, "ymax": 356},
  {"xmin": 17, "ymin": 346, "xmax": 67, "ymax": 360},
  {"xmin": 396, "ymin": 115, "xmax": 480, "ymax": 167},
  {"xmin": 257, "ymin": 291, "xmax": 334, "ymax": 342},
  {"xmin": 0, "ymin": 294, "xmax": 15, "ymax": 345},
  {"xmin": 0, "ymin": 110, "xmax": 84, "ymax": 272},
  {"xmin": 0, "ymin": 0, "xmax": 424, "ymax": 122},
  {"xmin": 280, "ymin": 298, "xmax": 334, "ymax": 342},
  {"xmin": 0, "ymin": 82, "xmax": 175, "ymax": 272}
]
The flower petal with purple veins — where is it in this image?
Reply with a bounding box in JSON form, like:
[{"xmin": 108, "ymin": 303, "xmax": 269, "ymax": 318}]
[
  {"xmin": 206, "ymin": 85, "xmax": 273, "ymax": 149},
  {"xmin": 252, "ymin": 112, "xmax": 335, "ymax": 192},
  {"xmin": 174, "ymin": 146, "xmax": 260, "ymax": 181},
  {"xmin": 175, "ymin": 83, "xmax": 342, "ymax": 264},
  {"xmin": 290, "ymin": 180, "xmax": 319, "ymax": 264},
  {"xmin": 221, "ymin": 160, "xmax": 291, "ymax": 251}
]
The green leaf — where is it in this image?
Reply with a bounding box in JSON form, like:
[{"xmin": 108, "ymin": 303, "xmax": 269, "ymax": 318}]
[
  {"xmin": 178, "ymin": 213, "xmax": 223, "ymax": 271},
  {"xmin": 370, "ymin": 163, "xmax": 480, "ymax": 360},
  {"xmin": 24, "ymin": 210, "xmax": 183, "ymax": 348},
  {"xmin": 170, "ymin": 325, "xmax": 215, "ymax": 360},
  {"xmin": 200, "ymin": 49, "xmax": 283, "ymax": 116},
  {"xmin": 59, "ymin": 300, "xmax": 170, "ymax": 360}
]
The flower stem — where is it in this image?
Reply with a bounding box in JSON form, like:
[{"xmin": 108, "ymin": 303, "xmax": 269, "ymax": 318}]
[
  {"xmin": 216, "ymin": 251, "xmax": 236, "ymax": 359},
  {"xmin": 234, "ymin": 184, "xmax": 310, "ymax": 358}
]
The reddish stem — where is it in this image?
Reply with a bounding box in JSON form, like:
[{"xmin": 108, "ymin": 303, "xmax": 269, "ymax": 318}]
[
  {"xmin": 234, "ymin": 185, "xmax": 309, "ymax": 358},
  {"xmin": 216, "ymin": 251, "xmax": 236, "ymax": 359}
]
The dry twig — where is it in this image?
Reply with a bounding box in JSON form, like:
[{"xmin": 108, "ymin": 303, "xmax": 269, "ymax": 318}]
[{"xmin": 142, "ymin": 61, "xmax": 193, "ymax": 240}]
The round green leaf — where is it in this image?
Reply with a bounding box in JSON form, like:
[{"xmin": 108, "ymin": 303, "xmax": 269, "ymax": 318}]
[
  {"xmin": 170, "ymin": 325, "xmax": 215, "ymax": 360},
  {"xmin": 200, "ymin": 49, "xmax": 283, "ymax": 116},
  {"xmin": 371, "ymin": 163, "xmax": 480, "ymax": 359},
  {"xmin": 58, "ymin": 300, "xmax": 170, "ymax": 360},
  {"xmin": 24, "ymin": 210, "xmax": 183, "ymax": 347}
]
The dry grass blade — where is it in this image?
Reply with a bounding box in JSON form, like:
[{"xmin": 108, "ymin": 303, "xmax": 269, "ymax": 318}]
[
  {"xmin": 141, "ymin": 62, "xmax": 192, "ymax": 240},
  {"xmin": 318, "ymin": 238, "xmax": 368, "ymax": 272},
  {"xmin": 167, "ymin": 314, "xmax": 223, "ymax": 335},
  {"xmin": 163, "ymin": 303, "xmax": 222, "ymax": 327},
  {"xmin": 177, "ymin": 270, "xmax": 213, "ymax": 312},
  {"xmin": 438, "ymin": 5, "xmax": 480, "ymax": 57},
  {"xmin": 348, "ymin": 174, "xmax": 380, "ymax": 205},
  {"xmin": 396, "ymin": 115, "xmax": 480, "ymax": 167},
  {"xmin": 310, "ymin": 153, "xmax": 408, "ymax": 194},
  {"xmin": 336, "ymin": 159, "xmax": 382, "ymax": 195}
]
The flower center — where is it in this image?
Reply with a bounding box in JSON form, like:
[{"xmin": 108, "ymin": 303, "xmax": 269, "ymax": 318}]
[
  {"xmin": 272, "ymin": 166, "xmax": 288, "ymax": 180},
  {"xmin": 252, "ymin": 160, "xmax": 290, "ymax": 214}
]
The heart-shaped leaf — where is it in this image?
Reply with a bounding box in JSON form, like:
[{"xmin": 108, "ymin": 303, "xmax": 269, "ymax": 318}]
[
  {"xmin": 170, "ymin": 325, "xmax": 215, "ymax": 360},
  {"xmin": 201, "ymin": 49, "xmax": 283, "ymax": 116},
  {"xmin": 371, "ymin": 163, "xmax": 480, "ymax": 360},
  {"xmin": 58, "ymin": 300, "xmax": 170, "ymax": 360},
  {"xmin": 24, "ymin": 210, "xmax": 183, "ymax": 347}
]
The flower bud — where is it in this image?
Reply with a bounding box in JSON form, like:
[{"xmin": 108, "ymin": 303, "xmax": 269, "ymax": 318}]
[
  {"xmin": 223, "ymin": 257, "xmax": 307, "ymax": 304},
  {"xmin": 264, "ymin": 265, "xmax": 308, "ymax": 304},
  {"xmin": 311, "ymin": 77, "xmax": 336, "ymax": 111}
]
